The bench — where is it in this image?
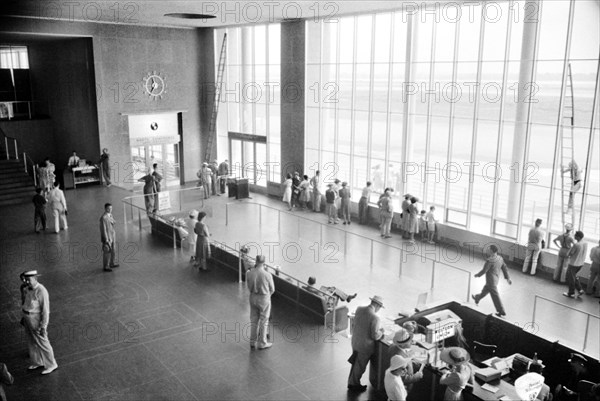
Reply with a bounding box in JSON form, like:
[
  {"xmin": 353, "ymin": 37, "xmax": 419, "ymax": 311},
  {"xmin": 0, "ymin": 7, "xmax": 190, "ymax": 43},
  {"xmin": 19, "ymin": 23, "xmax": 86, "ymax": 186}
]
[
  {"xmin": 210, "ymin": 244, "xmax": 348, "ymax": 331},
  {"xmin": 148, "ymin": 214, "xmax": 183, "ymax": 247}
]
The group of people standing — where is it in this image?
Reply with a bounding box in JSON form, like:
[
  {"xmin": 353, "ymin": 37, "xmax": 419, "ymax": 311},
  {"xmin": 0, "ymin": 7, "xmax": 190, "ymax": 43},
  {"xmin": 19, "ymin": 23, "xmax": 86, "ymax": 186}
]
[
  {"xmin": 196, "ymin": 159, "xmax": 229, "ymax": 200},
  {"xmin": 281, "ymin": 173, "xmax": 439, "ymax": 243},
  {"xmin": 522, "ymin": 219, "xmax": 600, "ymax": 300}
]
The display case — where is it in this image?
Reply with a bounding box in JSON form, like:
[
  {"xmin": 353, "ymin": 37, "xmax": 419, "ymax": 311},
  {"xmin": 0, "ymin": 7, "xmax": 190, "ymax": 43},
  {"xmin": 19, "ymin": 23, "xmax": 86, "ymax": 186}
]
[{"xmin": 72, "ymin": 166, "xmax": 101, "ymax": 188}]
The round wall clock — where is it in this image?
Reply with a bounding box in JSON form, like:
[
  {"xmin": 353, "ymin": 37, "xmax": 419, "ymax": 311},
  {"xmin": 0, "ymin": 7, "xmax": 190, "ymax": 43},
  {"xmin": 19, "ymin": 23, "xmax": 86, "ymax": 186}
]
[
  {"xmin": 150, "ymin": 122, "xmax": 158, "ymax": 130},
  {"xmin": 143, "ymin": 71, "xmax": 167, "ymax": 100}
]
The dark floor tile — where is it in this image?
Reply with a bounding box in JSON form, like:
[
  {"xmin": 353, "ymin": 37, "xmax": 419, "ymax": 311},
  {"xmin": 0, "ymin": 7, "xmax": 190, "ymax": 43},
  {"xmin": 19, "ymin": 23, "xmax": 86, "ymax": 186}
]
[
  {"xmin": 144, "ymin": 327, "xmax": 246, "ymax": 373},
  {"xmin": 3, "ymin": 369, "xmax": 83, "ymax": 401},
  {"xmin": 59, "ymin": 344, "xmax": 171, "ymax": 399},
  {"xmin": 98, "ymin": 375, "xmax": 196, "ymax": 401},
  {"xmin": 177, "ymin": 357, "xmax": 290, "ymax": 400}
]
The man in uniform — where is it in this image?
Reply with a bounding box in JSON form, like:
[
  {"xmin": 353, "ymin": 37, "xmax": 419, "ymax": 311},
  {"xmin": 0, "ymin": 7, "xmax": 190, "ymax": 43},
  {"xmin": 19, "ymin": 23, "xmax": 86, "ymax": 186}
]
[
  {"xmin": 100, "ymin": 203, "xmax": 119, "ymax": 272},
  {"xmin": 348, "ymin": 295, "xmax": 385, "ymax": 392},
  {"xmin": 246, "ymin": 255, "xmax": 275, "ymax": 350},
  {"xmin": 21, "ymin": 270, "xmax": 58, "ymax": 375}
]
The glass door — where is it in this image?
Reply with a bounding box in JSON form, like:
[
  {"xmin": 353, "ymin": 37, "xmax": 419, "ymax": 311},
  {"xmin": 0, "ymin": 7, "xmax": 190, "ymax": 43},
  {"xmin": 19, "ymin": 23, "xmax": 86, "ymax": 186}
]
[{"xmin": 130, "ymin": 143, "xmax": 180, "ymax": 188}]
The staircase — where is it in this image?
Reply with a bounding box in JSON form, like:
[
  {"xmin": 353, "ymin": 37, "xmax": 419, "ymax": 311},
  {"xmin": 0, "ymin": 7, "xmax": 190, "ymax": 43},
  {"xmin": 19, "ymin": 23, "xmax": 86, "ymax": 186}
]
[{"xmin": 0, "ymin": 137, "xmax": 35, "ymax": 207}]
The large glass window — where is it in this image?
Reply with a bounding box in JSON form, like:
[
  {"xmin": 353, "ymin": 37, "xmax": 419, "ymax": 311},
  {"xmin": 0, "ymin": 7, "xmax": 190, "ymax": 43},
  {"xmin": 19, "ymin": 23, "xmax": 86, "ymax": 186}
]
[{"xmin": 305, "ymin": 2, "xmax": 600, "ymax": 244}]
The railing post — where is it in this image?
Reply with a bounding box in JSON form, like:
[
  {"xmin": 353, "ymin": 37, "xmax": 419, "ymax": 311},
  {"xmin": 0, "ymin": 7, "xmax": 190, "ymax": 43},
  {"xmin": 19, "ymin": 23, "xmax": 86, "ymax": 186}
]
[
  {"xmin": 172, "ymin": 227, "xmax": 176, "ymax": 249},
  {"xmin": 344, "ymin": 231, "xmax": 347, "ymax": 255},
  {"xmin": 399, "ymin": 250, "xmax": 403, "ymax": 277},
  {"xmin": 278, "ymin": 211, "xmax": 281, "ymax": 232},
  {"xmin": 28, "ymin": 102, "xmax": 32, "ymax": 119},
  {"xmin": 466, "ymin": 272, "xmax": 471, "ymax": 303},
  {"xmin": 179, "ymin": 191, "xmax": 182, "ymax": 212},
  {"xmin": 320, "ymin": 224, "xmax": 323, "ymax": 245},
  {"xmin": 123, "ymin": 203, "xmax": 127, "ymax": 224},
  {"xmin": 238, "ymin": 249, "xmax": 242, "ymax": 283},
  {"xmin": 297, "ymin": 216, "xmax": 300, "ymax": 238},
  {"xmin": 532, "ymin": 295, "xmax": 538, "ymax": 324},
  {"xmin": 138, "ymin": 208, "xmax": 142, "ymax": 231},
  {"xmin": 259, "ymin": 205, "xmax": 262, "ymax": 227},
  {"xmin": 370, "ymin": 240, "xmax": 374, "ymax": 267},
  {"xmin": 23, "ymin": 153, "xmax": 27, "ymax": 172},
  {"xmin": 582, "ymin": 314, "xmax": 591, "ymax": 352},
  {"xmin": 430, "ymin": 261, "xmax": 436, "ymax": 289},
  {"xmin": 13, "ymin": 139, "xmax": 18, "ymax": 160},
  {"xmin": 226, "ymin": 203, "xmax": 229, "ymax": 226},
  {"xmin": 4, "ymin": 137, "xmax": 8, "ymax": 160}
]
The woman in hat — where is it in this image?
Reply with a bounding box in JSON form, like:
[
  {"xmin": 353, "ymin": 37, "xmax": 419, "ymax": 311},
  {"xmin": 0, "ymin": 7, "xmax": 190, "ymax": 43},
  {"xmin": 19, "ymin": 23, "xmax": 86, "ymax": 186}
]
[
  {"xmin": 387, "ymin": 323, "xmax": 426, "ymax": 393},
  {"xmin": 186, "ymin": 210, "xmax": 199, "ymax": 262},
  {"xmin": 384, "ymin": 355, "xmax": 409, "ymax": 401},
  {"xmin": 194, "ymin": 212, "xmax": 211, "ymax": 271},
  {"xmin": 439, "ymin": 347, "xmax": 473, "ymax": 401},
  {"xmin": 282, "ymin": 173, "xmax": 293, "ymax": 211}
]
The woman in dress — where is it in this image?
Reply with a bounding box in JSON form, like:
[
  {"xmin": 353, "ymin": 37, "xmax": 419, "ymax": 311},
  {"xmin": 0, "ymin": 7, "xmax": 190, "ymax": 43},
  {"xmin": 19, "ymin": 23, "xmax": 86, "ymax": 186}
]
[
  {"xmin": 282, "ymin": 173, "xmax": 293, "ymax": 211},
  {"xmin": 194, "ymin": 211, "xmax": 211, "ymax": 271},
  {"xmin": 298, "ymin": 175, "xmax": 311, "ymax": 210},
  {"xmin": 138, "ymin": 168, "xmax": 156, "ymax": 214},
  {"xmin": 408, "ymin": 197, "xmax": 420, "ymax": 243},
  {"xmin": 439, "ymin": 347, "xmax": 473, "ymax": 401}
]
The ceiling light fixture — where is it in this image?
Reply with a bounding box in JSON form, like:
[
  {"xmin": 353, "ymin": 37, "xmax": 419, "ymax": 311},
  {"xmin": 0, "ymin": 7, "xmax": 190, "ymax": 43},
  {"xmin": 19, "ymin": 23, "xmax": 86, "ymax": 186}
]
[{"xmin": 164, "ymin": 13, "xmax": 216, "ymax": 19}]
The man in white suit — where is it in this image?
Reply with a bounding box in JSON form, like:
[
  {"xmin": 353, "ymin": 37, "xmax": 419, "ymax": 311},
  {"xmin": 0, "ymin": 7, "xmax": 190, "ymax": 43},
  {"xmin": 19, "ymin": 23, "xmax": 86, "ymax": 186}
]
[{"xmin": 47, "ymin": 183, "xmax": 67, "ymax": 233}]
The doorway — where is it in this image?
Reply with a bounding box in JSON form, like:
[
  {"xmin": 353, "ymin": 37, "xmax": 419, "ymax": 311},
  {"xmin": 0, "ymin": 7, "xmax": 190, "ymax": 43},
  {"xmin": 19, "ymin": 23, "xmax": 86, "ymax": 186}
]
[
  {"xmin": 229, "ymin": 133, "xmax": 266, "ymax": 187},
  {"xmin": 131, "ymin": 143, "xmax": 180, "ymax": 187}
]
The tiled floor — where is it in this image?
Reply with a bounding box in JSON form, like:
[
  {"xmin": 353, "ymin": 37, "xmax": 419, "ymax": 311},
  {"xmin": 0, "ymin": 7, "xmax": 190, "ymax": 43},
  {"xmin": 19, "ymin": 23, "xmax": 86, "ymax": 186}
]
[{"xmin": 1, "ymin": 184, "xmax": 598, "ymax": 400}]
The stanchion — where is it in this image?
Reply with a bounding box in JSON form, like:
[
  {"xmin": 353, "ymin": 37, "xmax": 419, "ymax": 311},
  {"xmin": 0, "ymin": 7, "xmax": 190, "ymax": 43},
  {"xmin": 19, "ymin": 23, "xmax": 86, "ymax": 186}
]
[
  {"xmin": 430, "ymin": 260, "xmax": 436, "ymax": 289},
  {"xmin": 583, "ymin": 314, "xmax": 591, "ymax": 352},
  {"xmin": 344, "ymin": 231, "xmax": 347, "ymax": 255},
  {"xmin": 225, "ymin": 203, "xmax": 229, "ymax": 226},
  {"xmin": 466, "ymin": 274, "xmax": 472, "ymax": 303},
  {"xmin": 259, "ymin": 205, "xmax": 262, "ymax": 227},
  {"xmin": 399, "ymin": 250, "xmax": 403, "ymax": 277},
  {"xmin": 123, "ymin": 203, "xmax": 127, "ymax": 224},
  {"xmin": 172, "ymin": 227, "xmax": 176, "ymax": 249},
  {"xmin": 238, "ymin": 250, "xmax": 243, "ymax": 283},
  {"xmin": 138, "ymin": 209, "xmax": 142, "ymax": 231},
  {"xmin": 370, "ymin": 241, "xmax": 374, "ymax": 267}
]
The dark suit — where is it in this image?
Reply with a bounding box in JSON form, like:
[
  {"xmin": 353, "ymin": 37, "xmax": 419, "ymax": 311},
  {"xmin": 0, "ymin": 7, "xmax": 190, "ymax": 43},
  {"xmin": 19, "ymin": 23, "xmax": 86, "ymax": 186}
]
[{"xmin": 100, "ymin": 211, "xmax": 117, "ymax": 269}]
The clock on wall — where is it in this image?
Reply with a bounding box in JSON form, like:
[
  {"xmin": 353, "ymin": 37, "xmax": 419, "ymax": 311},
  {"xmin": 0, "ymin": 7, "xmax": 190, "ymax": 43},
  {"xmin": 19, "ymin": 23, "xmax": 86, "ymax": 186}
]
[
  {"xmin": 150, "ymin": 122, "xmax": 158, "ymax": 130},
  {"xmin": 143, "ymin": 71, "xmax": 167, "ymax": 100}
]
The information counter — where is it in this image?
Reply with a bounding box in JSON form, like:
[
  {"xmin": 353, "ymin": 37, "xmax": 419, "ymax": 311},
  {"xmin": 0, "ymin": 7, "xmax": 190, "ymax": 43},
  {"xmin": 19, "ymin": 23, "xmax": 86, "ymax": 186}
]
[{"xmin": 369, "ymin": 301, "xmax": 599, "ymax": 400}]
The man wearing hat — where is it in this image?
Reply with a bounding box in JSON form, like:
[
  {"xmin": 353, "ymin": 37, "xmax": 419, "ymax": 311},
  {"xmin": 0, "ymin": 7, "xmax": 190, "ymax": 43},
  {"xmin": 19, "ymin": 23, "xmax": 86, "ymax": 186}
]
[
  {"xmin": 100, "ymin": 203, "xmax": 119, "ymax": 272},
  {"xmin": 358, "ymin": 181, "xmax": 372, "ymax": 225},
  {"xmin": 339, "ymin": 182, "xmax": 352, "ymax": 225},
  {"xmin": 246, "ymin": 255, "xmax": 275, "ymax": 350},
  {"xmin": 20, "ymin": 271, "xmax": 58, "ymax": 375},
  {"xmin": 384, "ymin": 355, "xmax": 409, "ymax": 401},
  {"xmin": 472, "ymin": 244, "xmax": 512, "ymax": 318},
  {"xmin": 200, "ymin": 163, "xmax": 212, "ymax": 199},
  {"xmin": 378, "ymin": 189, "xmax": 393, "ymax": 238},
  {"xmin": 553, "ymin": 224, "xmax": 575, "ymax": 283},
  {"xmin": 439, "ymin": 347, "xmax": 473, "ymax": 401},
  {"xmin": 209, "ymin": 160, "xmax": 219, "ymax": 196},
  {"xmin": 348, "ymin": 295, "xmax": 385, "ymax": 392}
]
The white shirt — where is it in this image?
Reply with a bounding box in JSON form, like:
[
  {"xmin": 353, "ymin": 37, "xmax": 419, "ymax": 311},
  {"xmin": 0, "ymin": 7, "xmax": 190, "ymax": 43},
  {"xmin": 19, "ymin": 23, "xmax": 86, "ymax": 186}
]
[
  {"xmin": 384, "ymin": 369, "xmax": 407, "ymax": 401},
  {"xmin": 68, "ymin": 155, "xmax": 80, "ymax": 167}
]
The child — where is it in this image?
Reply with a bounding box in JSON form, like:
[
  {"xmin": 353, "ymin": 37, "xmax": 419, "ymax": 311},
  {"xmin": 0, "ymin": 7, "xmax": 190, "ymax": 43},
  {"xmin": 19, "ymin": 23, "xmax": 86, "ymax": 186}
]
[
  {"xmin": 419, "ymin": 210, "xmax": 427, "ymax": 241},
  {"xmin": 32, "ymin": 188, "xmax": 47, "ymax": 233},
  {"xmin": 186, "ymin": 210, "xmax": 199, "ymax": 262},
  {"xmin": 425, "ymin": 206, "xmax": 438, "ymax": 244}
]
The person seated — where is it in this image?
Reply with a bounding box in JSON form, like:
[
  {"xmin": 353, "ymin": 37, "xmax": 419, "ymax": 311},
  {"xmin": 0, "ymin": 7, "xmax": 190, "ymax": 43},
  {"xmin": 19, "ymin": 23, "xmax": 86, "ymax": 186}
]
[
  {"xmin": 303, "ymin": 276, "xmax": 357, "ymax": 304},
  {"xmin": 67, "ymin": 151, "xmax": 80, "ymax": 170}
]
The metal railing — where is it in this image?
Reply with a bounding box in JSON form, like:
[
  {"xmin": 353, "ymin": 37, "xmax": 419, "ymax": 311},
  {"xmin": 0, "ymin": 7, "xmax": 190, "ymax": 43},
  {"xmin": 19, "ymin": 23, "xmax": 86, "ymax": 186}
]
[
  {"xmin": 532, "ymin": 294, "xmax": 599, "ymax": 354},
  {"xmin": 211, "ymin": 239, "xmax": 339, "ymax": 331},
  {"xmin": 0, "ymin": 126, "xmax": 38, "ymax": 186},
  {"xmin": 121, "ymin": 186, "xmax": 206, "ymax": 225},
  {"xmin": 225, "ymin": 202, "xmax": 473, "ymax": 302},
  {"xmin": 0, "ymin": 100, "xmax": 48, "ymax": 120}
]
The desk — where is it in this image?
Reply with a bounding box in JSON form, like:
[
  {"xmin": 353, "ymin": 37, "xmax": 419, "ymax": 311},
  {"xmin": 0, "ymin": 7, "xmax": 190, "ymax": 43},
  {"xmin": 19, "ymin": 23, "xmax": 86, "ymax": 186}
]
[{"xmin": 69, "ymin": 166, "xmax": 101, "ymax": 188}]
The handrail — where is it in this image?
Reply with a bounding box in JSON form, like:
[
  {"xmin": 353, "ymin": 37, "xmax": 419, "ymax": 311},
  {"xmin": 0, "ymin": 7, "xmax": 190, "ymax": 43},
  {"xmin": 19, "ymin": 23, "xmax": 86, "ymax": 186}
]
[
  {"xmin": 121, "ymin": 186, "xmax": 205, "ymax": 224},
  {"xmin": 226, "ymin": 201, "xmax": 473, "ymax": 302},
  {"xmin": 0, "ymin": 126, "xmax": 39, "ymax": 186},
  {"xmin": 211, "ymin": 239, "xmax": 338, "ymax": 331},
  {"xmin": 532, "ymin": 294, "xmax": 599, "ymax": 354}
]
